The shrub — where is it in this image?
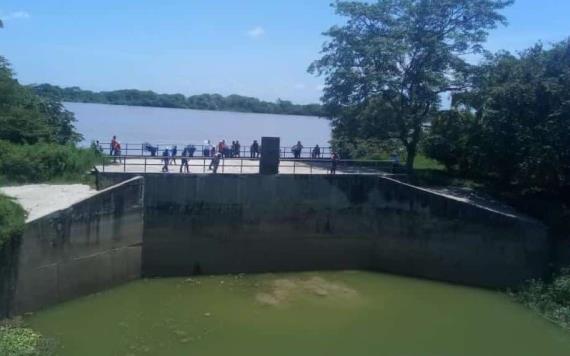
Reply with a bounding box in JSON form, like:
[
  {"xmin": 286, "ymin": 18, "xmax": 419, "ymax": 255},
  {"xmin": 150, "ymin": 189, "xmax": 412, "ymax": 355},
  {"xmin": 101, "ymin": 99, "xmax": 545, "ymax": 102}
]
[
  {"xmin": 513, "ymin": 269, "xmax": 570, "ymax": 329},
  {"xmin": 0, "ymin": 194, "xmax": 25, "ymax": 249},
  {"xmin": 0, "ymin": 324, "xmax": 54, "ymax": 356},
  {"xmin": 0, "ymin": 141, "xmax": 103, "ymax": 183}
]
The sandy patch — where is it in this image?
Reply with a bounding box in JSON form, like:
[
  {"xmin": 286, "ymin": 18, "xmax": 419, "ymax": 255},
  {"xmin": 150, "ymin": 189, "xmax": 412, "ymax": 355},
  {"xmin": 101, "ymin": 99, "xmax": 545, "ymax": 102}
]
[
  {"xmin": 0, "ymin": 184, "xmax": 97, "ymax": 222},
  {"xmin": 255, "ymin": 276, "xmax": 358, "ymax": 306}
]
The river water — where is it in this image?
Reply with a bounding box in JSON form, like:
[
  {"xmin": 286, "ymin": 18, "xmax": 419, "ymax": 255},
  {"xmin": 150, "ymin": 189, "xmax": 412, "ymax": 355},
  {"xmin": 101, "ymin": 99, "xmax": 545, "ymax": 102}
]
[
  {"xmin": 65, "ymin": 102, "xmax": 332, "ymax": 148},
  {"xmin": 27, "ymin": 271, "xmax": 570, "ymax": 356}
]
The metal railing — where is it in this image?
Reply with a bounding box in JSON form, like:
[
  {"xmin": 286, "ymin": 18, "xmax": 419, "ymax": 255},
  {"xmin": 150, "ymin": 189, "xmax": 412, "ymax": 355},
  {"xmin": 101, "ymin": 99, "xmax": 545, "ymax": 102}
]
[
  {"xmin": 96, "ymin": 155, "xmax": 405, "ymax": 175},
  {"xmin": 95, "ymin": 142, "xmax": 334, "ymax": 159}
]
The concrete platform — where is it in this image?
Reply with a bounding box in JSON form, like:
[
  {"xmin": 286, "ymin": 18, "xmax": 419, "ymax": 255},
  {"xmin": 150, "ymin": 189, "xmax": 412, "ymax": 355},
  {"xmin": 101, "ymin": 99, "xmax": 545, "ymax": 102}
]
[{"xmin": 97, "ymin": 158, "xmax": 381, "ymax": 175}]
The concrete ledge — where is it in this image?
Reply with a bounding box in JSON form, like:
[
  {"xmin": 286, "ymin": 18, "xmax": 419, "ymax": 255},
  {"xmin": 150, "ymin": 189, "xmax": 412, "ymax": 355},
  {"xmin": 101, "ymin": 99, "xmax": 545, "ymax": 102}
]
[
  {"xmin": 1, "ymin": 177, "xmax": 144, "ymax": 317},
  {"xmin": 103, "ymin": 173, "xmax": 549, "ymax": 288}
]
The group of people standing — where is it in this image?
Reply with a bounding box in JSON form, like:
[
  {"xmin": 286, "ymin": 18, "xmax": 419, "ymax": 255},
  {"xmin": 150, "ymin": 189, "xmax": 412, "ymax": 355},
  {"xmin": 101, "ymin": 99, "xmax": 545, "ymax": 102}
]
[
  {"xmin": 291, "ymin": 141, "xmax": 322, "ymax": 159},
  {"xmin": 107, "ymin": 135, "xmax": 339, "ymax": 174}
]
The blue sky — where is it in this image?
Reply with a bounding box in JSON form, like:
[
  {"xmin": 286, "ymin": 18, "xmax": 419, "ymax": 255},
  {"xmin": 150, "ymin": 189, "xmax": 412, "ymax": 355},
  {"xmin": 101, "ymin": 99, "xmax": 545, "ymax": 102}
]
[{"xmin": 1, "ymin": 0, "xmax": 569, "ymax": 104}]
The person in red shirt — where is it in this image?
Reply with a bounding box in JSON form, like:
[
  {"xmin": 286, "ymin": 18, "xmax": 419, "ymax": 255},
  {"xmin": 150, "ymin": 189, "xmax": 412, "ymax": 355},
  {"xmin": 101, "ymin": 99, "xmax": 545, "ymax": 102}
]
[{"xmin": 110, "ymin": 135, "xmax": 117, "ymax": 156}]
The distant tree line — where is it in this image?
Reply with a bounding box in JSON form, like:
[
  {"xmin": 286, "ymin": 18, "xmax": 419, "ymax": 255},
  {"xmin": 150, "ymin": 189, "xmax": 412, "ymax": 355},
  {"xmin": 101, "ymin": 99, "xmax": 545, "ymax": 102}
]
[{"xmin": 31, "ymin": 84, "xmax": 325, "ymax": 117}]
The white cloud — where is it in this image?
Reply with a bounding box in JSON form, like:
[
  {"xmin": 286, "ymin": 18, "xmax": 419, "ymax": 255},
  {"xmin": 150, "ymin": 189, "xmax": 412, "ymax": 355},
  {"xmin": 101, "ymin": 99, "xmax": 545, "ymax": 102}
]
[
  {"xmin": 294, "ymin": 83, "xmax": 306, "ymax": 90},
  {"xmin": 315, "ymin": 84, "xmax": 325, "ymax": 92},
  {"xmin": 247, "ymin": 26, "xmax": 265, "ymax": 39},
  {"xmin": 1, "ymin": 10, "xmax": 31, "ymax": 21}
]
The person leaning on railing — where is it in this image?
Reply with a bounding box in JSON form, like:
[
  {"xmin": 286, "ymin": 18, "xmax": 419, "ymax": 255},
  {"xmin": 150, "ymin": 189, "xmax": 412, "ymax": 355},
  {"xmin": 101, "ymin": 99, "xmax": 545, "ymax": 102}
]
[{"xmin": 312, "ymin": 145, "xmax": 321, "ymax": 159}]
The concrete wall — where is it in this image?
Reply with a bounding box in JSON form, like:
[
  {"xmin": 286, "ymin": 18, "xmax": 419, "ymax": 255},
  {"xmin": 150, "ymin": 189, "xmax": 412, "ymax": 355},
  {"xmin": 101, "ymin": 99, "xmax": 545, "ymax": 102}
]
[
  {"xmin": 1, "ymin": 177, "xmax": 144, "ymax": 317},
  {"xmin": 100, "ymin": 173, "xmax": 550, "ymax": 288}
]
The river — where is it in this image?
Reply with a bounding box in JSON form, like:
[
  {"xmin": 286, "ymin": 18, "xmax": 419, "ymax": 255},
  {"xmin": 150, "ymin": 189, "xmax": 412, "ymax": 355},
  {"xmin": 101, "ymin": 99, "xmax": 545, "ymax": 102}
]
[
  {"xmin": 27, "ymin": 271, "xmax": 570, "ymax": 356},
  {"xmin": 65, "ymin": 102, "xmax": 332, "ymax": 148}
]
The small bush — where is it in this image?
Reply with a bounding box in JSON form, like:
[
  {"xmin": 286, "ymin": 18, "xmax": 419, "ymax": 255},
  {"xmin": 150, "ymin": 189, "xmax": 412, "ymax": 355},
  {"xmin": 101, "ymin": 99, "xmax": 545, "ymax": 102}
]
[
  {"xmin": 0, "ymin": 140, "xmax": 103, "ymax": 183},
  {"xmin": 513, "ymin": 269, "xmax": 570, "ymax": 329},
  {"xmin": 0, "ymin": 324, "xmax": 54, "ymax": 356},
  {"xmin": 0, "ymin": 194, "xmax": 26, "ymax": 249}
]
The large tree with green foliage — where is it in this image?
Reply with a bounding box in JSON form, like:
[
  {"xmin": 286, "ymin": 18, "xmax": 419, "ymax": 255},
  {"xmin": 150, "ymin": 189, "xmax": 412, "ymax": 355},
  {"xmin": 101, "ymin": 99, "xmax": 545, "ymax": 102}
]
[
  {"xmin": 426, "ymin": 40, "xmax": 570, "ymax": 194},
  {"xmin": 309, "ymin": 0, "xmax": 513, "ymax": 169},
  {"xmin": 0, "ymin": 57, "xmax": 81, "ymax": 145}
]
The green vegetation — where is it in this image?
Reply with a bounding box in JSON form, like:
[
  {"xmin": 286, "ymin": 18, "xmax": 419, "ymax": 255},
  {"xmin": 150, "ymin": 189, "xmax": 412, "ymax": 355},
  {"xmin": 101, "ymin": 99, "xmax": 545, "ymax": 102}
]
[
  {"xmin": 310, "ymin": 0, "xmax": 513, "ymax": 170},
  {"xmin": 513, "ymin": 269, "xmax": 570, "ymax": 330},
  {"xmin": 0, "ymin": 141, "xmax": 102, "ymax": 184},
  {"xmin": 0, "ymin": 322, "xmax": 54, "ymax": 356},
  {"xmin": 0, "ymin": 56, "xmax": 101, "ymax": 185},
  {"xmin": 31, "ymin": 84, "xmax": 325, "ymax": 117},
  {"xmin": 0, "ymin": 194, "xmax": 25, "ymax": 249},
  {"xmin": 424, "ymin": 40, "xmax": 570, "ymax": 197}
]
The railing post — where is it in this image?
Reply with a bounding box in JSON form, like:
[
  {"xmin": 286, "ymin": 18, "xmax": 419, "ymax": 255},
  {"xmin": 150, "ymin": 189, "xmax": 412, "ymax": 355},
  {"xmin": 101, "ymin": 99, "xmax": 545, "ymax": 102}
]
[
  {"xmin": 203, "ymin": 159, "xmax": 206, "ymax": 173},
  {"xmin": 293, "ymin": 160, "xmax": 296, "ymax": 174},
  {"xmin": 240, "ymin": 159, "xmax": 243, "ymax": 174},
  {"xmin": 144, "ymin": 157, "xmax": 147, "ymax": 173},
  {"xmin": 123, "ymin": 156, "xmax": 126, "ymax": 172},
  {"xmin": 222, "ymin": 158, "xmax": 225, "ymax": 174},
  {"xmin": 310, "ymin": 161, "xmax": 312, "ymax": 175}
]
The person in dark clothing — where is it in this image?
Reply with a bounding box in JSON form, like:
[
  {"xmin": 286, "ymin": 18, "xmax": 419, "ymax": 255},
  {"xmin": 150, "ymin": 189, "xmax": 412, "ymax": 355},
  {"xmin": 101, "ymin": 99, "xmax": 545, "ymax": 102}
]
[
  {"xmin": 209, "ymin": 152, "xmax": 222, "ymax": 173},
  {"xmin": 292, "ymin": 141, "xmax": 304, "ymax": 159},
  {"xmin": 144, "ymin": 143, "xmax": 158, "ymax": 156},
  {"xmin": 231, "ymin": 141, "xmax": 236, "ymax": 158},
  {"xmin": 235, "ymin": 141, "xmax": 241, "ymax": 157},
  {"xmin": 180, "ymin": 148, "xmax": 190, "ymax": 173},
  {"xmin": 312, "ymin": 145, "xmax": 321, "ymax": 159},
  {"xmin": 161, "ymin": 149, "xmax": 170, "ymax": 173},
  {"xmin": 188, "ymin": 145, "xmax": 196, "ymax": 157},
  {"xmin": 250, "ymin": 140, "xmax": 259, "ymax": 158},
  {"xmin": 170, "ymin": 146, "xmax": 178, "ymax": 165},
  {"xmin": 330, "ymin": 152, "xmax": 339, "ymax": 175}
]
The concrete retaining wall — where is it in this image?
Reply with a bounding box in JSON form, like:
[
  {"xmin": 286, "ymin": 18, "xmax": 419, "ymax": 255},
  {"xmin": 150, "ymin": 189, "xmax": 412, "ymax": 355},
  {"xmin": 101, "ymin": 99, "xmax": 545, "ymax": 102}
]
[
  {"xmin": 100, "ymin": 173, "xmax": 550, "ymax": 288},
  {"xmin": 0, "ymin": 176, "xmax": 144, "ymax": 317}
]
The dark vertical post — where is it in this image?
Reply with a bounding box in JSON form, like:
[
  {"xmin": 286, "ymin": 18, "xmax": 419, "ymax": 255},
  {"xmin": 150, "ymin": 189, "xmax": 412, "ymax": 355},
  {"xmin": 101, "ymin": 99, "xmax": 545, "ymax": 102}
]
[{"xmin": 259, "ymin": 137, "xmax": 280, "ymax": 175}]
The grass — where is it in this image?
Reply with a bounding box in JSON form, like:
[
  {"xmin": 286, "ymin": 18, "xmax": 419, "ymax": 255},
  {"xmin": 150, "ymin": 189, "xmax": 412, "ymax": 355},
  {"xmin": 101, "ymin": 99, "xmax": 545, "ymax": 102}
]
[{"xmin": 413, "ymin": 154, "xmax": 446, "ymax": 171}]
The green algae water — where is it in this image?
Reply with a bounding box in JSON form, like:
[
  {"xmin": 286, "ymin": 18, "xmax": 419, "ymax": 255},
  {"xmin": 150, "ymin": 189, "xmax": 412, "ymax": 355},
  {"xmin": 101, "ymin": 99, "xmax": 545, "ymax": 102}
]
[{"xmin": 27, "ymin": 271, "xmax": 570, "ymax": 356}]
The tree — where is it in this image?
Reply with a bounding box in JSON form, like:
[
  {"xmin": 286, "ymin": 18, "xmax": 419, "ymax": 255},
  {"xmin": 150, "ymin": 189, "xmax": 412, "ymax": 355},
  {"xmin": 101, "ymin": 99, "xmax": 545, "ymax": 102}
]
[
  {"xmin": 430, "ymin": 40, "xmax": 570, "ymax": 194},
  {"xmin": 309, "ymin": 0, "xmax": 513, "ymax": 169},
  {"xmin": 0, "ymin": 56, "xmax": 81, "ymax": 145}
]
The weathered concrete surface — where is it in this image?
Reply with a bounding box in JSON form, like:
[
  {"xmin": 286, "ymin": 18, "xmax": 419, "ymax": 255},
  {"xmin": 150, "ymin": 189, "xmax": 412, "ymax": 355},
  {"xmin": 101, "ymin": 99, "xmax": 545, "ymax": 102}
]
[
  {"xmin": 99, "ymin": 173, "xmax": 549, "ymax": 288},
  {"xmin": 0, "ymin": 177, "xmax": 144, "ymax": 317},
  {"xmin": 95, "ymin": 158, "xmax": 398, "ymax": 175}
]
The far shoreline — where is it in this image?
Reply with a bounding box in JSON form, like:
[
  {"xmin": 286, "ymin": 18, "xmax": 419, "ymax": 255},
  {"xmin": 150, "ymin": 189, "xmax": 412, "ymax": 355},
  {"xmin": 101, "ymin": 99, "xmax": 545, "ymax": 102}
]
[{"xmin": 63, "ymin": 101, "xmax": 329, "ymax": 120}]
